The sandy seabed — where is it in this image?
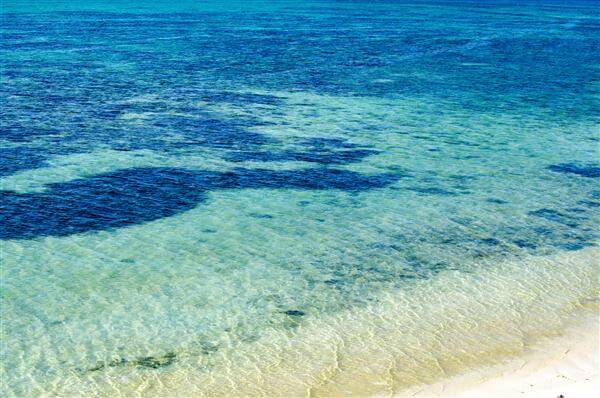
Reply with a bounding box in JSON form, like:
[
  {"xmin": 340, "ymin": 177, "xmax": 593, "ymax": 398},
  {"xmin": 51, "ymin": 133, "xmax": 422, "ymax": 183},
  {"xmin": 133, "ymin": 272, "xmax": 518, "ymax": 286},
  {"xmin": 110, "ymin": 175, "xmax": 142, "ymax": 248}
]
[{"xmin": 57, "ymin": 247, "xmax": 598, "ymax": 397}]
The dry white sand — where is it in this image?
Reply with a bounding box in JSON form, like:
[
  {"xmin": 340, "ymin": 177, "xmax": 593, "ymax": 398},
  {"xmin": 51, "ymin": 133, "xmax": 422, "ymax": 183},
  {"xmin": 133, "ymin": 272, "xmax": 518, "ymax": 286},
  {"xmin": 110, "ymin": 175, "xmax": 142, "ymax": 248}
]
[{"xmin": 405, "ymin": 314, "xmax": 599, "ymax": 398}]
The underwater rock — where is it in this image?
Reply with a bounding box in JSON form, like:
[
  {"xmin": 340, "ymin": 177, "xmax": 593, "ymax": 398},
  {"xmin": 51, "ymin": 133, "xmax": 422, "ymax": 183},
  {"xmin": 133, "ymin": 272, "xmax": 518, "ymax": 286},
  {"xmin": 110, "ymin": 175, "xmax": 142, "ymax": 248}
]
[{"xmin": 283, "ymin": 310, "xmax": 306, "ymax": 317}]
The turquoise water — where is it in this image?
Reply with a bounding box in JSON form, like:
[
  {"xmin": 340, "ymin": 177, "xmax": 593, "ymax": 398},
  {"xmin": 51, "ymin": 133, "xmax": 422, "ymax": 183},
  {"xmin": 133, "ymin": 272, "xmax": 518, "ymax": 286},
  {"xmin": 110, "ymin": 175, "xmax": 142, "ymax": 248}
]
[{"xmin": 1, "ymin": 1, "xmax": 599, "ymax": 396}]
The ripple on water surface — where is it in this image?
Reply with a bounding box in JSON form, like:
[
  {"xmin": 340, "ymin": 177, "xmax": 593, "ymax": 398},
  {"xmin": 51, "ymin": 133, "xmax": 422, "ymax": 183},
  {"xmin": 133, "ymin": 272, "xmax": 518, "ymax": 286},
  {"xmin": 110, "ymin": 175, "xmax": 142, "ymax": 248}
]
[{"xmin": 1, "ymin": 0, "xmax": 599, "ymax": 396}]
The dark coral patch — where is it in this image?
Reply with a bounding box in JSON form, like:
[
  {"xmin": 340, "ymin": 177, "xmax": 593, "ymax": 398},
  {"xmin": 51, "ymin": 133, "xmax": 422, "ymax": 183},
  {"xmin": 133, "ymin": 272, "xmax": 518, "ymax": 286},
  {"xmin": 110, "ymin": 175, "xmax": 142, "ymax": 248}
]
[
  {"xmin": 0, "ymin": 168, "xmax": 208, "ymax": 240},
  {"xmin": 85, "ymin": 352, "xmax": 176, "ymax": 373},
  {"xmin": 547, "ymin": 163, "xmax": 600, "ymax": 178},
  {"xmin": 0, "ymin": 146, "xmax": 50, "ymax": 176},
  {"xmin": 528, "ymin": 208, "xmax": 579, "ymax": 227},
  {"xmin": 480, "ymin": 238, "xmax": 500, "ymax": 246},
  {"xmin": 578, "ymin": 200, "xmax": 600, "ymax": 208},
  {"xmin": 555, "ymin": 242, "xmax": 589, "ymax": 251},
  {"xmin": 514, "ymin": 239, "xmax": 537, "ymax": 249},
  {"xmin": 134, "ymin": 352, "xmax": 177, "ymax": 369},
  {"xmin": 0, "ymin": 167, "xmax": 400, "ymax": 239}
]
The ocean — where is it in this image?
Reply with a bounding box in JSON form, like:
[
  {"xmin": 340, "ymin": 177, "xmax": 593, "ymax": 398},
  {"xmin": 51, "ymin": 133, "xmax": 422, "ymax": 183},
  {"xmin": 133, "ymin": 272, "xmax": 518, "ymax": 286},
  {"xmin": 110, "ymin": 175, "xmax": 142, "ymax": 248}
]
[{"xmin": 1, "ymin": 0, "xmax": 598, "ymax": 396}]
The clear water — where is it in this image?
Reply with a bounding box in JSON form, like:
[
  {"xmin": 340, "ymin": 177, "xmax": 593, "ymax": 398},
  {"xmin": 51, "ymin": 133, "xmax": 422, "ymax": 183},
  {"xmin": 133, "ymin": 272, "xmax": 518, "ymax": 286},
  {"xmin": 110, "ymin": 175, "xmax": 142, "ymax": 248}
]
[{"xmin": 1, "ymin": 0, "xmax": 599, "ymax": 396}]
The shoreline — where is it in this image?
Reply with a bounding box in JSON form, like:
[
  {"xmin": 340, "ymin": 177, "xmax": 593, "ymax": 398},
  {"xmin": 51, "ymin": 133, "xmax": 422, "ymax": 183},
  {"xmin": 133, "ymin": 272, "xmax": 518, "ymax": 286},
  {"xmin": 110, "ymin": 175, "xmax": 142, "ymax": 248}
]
[{"xmin": 402, "ymin": 308, "xmax": 599, "ymax": 397}]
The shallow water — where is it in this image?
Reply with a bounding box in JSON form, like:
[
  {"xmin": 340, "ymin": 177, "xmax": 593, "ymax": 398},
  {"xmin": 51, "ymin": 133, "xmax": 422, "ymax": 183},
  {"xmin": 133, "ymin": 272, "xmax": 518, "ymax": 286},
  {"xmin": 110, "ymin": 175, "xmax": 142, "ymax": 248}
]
[{"xmin": 1, "ymin": 0, "xmax": 599, "ymax": 396}]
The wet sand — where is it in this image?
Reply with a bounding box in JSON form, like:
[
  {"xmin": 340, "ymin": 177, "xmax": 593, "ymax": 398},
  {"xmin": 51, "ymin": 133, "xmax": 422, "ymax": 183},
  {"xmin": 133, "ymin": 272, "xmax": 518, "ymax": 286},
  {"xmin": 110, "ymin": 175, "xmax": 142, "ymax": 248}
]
[{"xmin": 405, "ymin": 307, "xmax": 599, "ymax": 397}]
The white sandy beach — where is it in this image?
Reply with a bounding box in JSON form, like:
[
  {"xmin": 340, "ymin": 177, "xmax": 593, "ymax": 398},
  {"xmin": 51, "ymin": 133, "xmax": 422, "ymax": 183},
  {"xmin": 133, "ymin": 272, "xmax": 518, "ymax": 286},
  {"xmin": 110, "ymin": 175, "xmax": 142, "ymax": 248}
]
[{"xmin": 405, "ymin": 314, "xmax": 599, "ymax": 398}]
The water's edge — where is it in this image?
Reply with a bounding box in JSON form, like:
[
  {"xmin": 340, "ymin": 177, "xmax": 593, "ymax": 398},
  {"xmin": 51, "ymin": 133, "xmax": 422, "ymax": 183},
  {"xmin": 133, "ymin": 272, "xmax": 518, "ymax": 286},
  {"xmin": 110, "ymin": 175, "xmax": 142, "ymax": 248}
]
[{"xmin": 405, "ymin": 310, "xmax": 598, "ymax": 397}]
